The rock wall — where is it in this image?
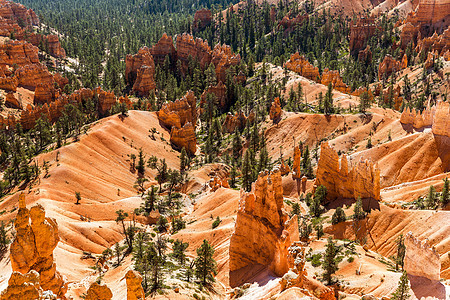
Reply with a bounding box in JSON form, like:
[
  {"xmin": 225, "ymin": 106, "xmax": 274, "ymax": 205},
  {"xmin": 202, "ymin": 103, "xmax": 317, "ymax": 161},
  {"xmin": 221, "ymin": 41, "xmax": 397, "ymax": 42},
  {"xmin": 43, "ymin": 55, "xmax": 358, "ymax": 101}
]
[
  {"xmin": 125, "ymin": 270, "xmax": 145, "ymax": 300},
  {"xmin": 211, "ymin": 43, "xmax": 241, "ymax": 83},
  {"xmin": 150, "ymin": 33, "xmax": 177, "ymax": 66},
  {"xmin": 349, "ymin": 17, "xmax": 380, "ymax": 55},
  {"xmin": 176, "ymin": 33, "xmax": 212, "ymax": 72},
  {"xmin": 229, "ymin": 169, "xmax": 299, "ymax": 287},
  {"xmin": 192, "ymin": 8, "xmax": 212, "ymax": 31},
  {"xmin": 404, "ymin": 232, "xmax": 440, "ymax": 281},
  {"xmin": 200, "ymin": 81, "xmax": 226, "ymax": 109},
  {"xmin": 157, "ymin": 90, "xmax": 197, "ymax": 155},
  {"xmin": 284, "ymin": 53, "xmax": 320, "ymax": 81},
  {"xmin": 378, "ymin": 54, "xmax": 406, "ymax": 81},
  {"xmin": 404, "ymin": 0, "xmax": 450, "ymax": 35},
  {"xmin": 125, "ymin": 47, "xmax": 156, "ymax": 97},
  {"xmin": 315, "ymin": 142, "xmax": 380, "ymax": 203},
  {"xmin": 0, "ymin": 39, "xmax": 39, "ymax": 68},
  {"xmin": 10, "ymin": 194, "xmax": 67, "ymax": 299},
  {"xmin": 400, "ymin": 101, "xmax": 450, "ymax": 137}
]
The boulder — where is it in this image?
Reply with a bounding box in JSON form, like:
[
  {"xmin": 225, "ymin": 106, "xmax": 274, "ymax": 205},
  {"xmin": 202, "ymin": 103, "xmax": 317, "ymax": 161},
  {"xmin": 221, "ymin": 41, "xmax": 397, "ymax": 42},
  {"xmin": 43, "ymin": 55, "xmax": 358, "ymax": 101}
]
[
  {"xmin": 229, "ymin": 169, "xmax": 299, "ymax": 287},
  {"xmin": 125, "ymin": 270, "xmax": 145, "ymax": 300},
  {"xmin": 85, "ymin": 282, "xmax": 113, "ymax": 300}
]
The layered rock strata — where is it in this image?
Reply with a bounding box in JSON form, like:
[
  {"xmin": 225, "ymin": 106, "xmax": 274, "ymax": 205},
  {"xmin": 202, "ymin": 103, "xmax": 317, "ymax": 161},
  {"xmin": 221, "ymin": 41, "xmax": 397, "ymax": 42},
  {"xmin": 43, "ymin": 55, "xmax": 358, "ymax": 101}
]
[
  {"xmin": 284, "ymin": 53, "xmax": 320, "ymax": 81},
  {"xmin": 315, "ymin": 142, "xmax": 381, "ymax": 203},
  {"xmin": 192, "ymin": 9, "xmax": 212, "ymax": 31},
  {"xmin": 222, "ymin": 110, "xmax": 255, "ymax": 133},
  {"xmin": 269, "ymin": 97, "xmax": 282, "ymax": 124},
  {"xmin": 400, "ymin": 101, "xmax": 450, "ymax": 137},
  {"xmin": 404, "ymin": 232, "xmax": 440, "ymax": 281},
  {"xmin": 229, "ymin": 169, "xmax": 299, "ymax": 287},
  {"xmin": 349, "ymin": 17, "xmax": 379, "ymax": 55},
  {"xmin": 10, "ymin": 194, "xmax": 67, "ymax": 299}
]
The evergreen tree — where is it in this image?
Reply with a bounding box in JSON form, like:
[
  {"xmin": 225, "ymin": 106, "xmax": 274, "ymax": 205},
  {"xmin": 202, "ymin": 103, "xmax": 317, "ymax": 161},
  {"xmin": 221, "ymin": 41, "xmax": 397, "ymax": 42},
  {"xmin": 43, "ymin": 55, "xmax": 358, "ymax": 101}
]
[
  {"xmin": 331, "ymin": 207, "xmax": 346, "ymax": 225},
  {"xmin": 440, "ymin": 177, "xmax": 449, "ymax": 207},
  {"xmin": 425, "ymin": 185, "xmax": 437, "ymax": 209},
  {"xmin": 242, "ymin": 150, "xmax": 252, "ymax": 192},
  {"xmin": 391, "ymin": 271, "xmax": 410, "ymax": 300},
  {"xmin": 172, "ymin": 239, "xmax": 189, "ymax": 265},
  {"xmin": 322, "ymin": 237, "xmax": 339, "ymax": 285},
  {"xmin": 310, "ymin": 185, "xmax": 326, "ymax": 218},
  {"xmin": 0, "ymin": 221, "xmax": 10, "ymax": 256},
  {"xmin": 148, "ymin": 157, "xmax": 168, "ymax": 192},
  {"xmin": 299, "ymin": 218, "xmax": 312, "ymax": 241},
  {"xmin": 395, "ymin": 234, "xmax": 406, "ymax": 271},
  {"xmin": 136, "ymin": 148, "xmax": 146, "ymax": 176},
  {"xmin": 194, "ymin": 240, "xmax": 217, "ymax": 285},
  {"xmin": 324, "ymin": 83, "xmax": 334, "ymax": 115},
  {"xmin": 352, "ymin": 197, "xmax": 366, "ymax": 221},
  {"xmin": 359, "ymin": 90, "xmax": 370, "ymax": 114},
  {"xmin": 180, "ymin": 147, "xmax": 189, "ymax": 174}
]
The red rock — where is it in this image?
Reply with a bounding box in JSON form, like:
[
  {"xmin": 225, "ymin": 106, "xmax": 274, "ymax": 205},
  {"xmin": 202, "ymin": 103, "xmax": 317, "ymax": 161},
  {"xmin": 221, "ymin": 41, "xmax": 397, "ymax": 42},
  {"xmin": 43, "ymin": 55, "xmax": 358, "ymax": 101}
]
[
  {"xmin": 0, "ymin": 40, "xmax": 39, "ymax": 68},
  {"xmin": 378, "ymin": 55, "xmax": 402, "ymax": 81},
  {"xmin": 400, "ymin": 22, "xmax": 420, "ymax": 48},
  {"xmin": 200, "ymin": 81, "xmax": 227, "ymax": 109},
  {"xmin": 229, "ymin": 169, "xmax": 299, "ymax": 287},
  {"xmin": 96, "ymin": 87, "xmax": 116, "ymax": 116},
  {"xmin": 150, "ymin": 33, "xmax": 176, "ymax": 66},
  {"xmin": 170, "ymin": 122, "xmax": 196, "ymax": 156},
  {"xmin": 15, "ymin": 63, "xmax": 54, "ymax": 89},
  {"xmin": 0, "ymin": 270, "xmax": 43, "ymax": 300},
  {"xmin": 0, "ymin": 74, "xmax": 18, "ymax": 91},
  {"xmin": 404, "ymin": 0, "xmax": 450, "ymax": 36},
  {"xmin": 269, "ymin": 97, "xmax": 282, "ymax": 123},
  {"xmin": 292, "ymin": 145, "xmax": 301, "ymax": 180},
  {"xmin": 45, "ymin": 34, "xmax": 66, "ymax": 58},
  {"xmin": 192, "ymin": 8, "xmax": 212, "ymax": 32},
  {"xmin": 222, "ymin": 110, "xmax": 254, "ymax": 133},
  {"xmin": 212, "ymin": 44, "xmax": 241, "ymax": 83},
  {"xmin": 157, "ymin": 90, "xmax": 197, "ymax": 130},
  {"xmin": 349, "ymin": 17, "xmax": 379, "ymax": 55},
  {"xmin": 278, "ymin": 13, "xmax": 308, "ymax": 32},
  {"xmin": 176, "ymin": 33, "xmax": 212, "ymax": 72},
  {"xmin": 125, "ymin": 46, "xmax": 156, "ymax": 96},
  {"xmin": 285, "ymin": 53, "xmax": 320, "ymax": 81},
  {"xmin": 315, "ymin": 142, "xmax": 381, "ymax": 203},
  {"xmin": 401, "ymin": 101, "xmax": 450, "ymax": 137},
  {"xmin": 358, "ymin": 46, "xmax": 372, "ymax": 64},
  {"xmin": 34, "ymin": 82, "xmax": 59, "ymax": 105},
  {"xmin": 53, "ymin": 73, "xmax": 68, "ymax": 89},
  {"xmin": 320, "ymin": 69, "xmax": 350, "ymax": 94},
  {"xmin": 5, "ymin": 91, "xmax": 21, "ymax": 108},
  {"xmin": 404, "ymin": 232, "xmax": 440, "ymax": 281}
]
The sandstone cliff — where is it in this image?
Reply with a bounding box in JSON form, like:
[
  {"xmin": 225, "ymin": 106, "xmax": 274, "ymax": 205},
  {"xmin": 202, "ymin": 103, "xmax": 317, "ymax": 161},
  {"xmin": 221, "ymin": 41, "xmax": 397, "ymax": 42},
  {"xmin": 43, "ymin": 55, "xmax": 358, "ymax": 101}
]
[
  {"xmin": 400, "ymin": 101, "xmax": 450, "ymax": 137},
  {"xmin": 170, "ymin": 122, "xmax": 197, "ymax": 156},
  {"xmin": 222, "ymin": 110, "xmax": 255, "ymax": 133},
  {"xmin": 315, "ymin": 142, "xmax": 381, "ymax": 203},
  {"xmin": 85, "ymin": 282, "xmax": 113, "ymax": 300},
  {"xmin": 150, "ymin": 33, "xmax": 177, "ymax": 66},
  {"xmin": 269, "ymin": 96, "xmax": 282, "ymax": 124},
  {"xmin": 200, "ymin": 81, "xmax": 226, "ymax": 109},
  {"xmin": 320, "ymin": 69, "xmax": 350, "ymax": 94},
  {"xmin": 125, "ymin": 47, "xmax": 156, "ymax": 97},
  {"xmin": 176, "ymin": 33, "xmax": 212, "ymax": 72},
  {"xmin": 229, "ymin": 169, "xmax": 299, "ymax": 287},
  {"xmin": 404, "ymin": 231, "xmax": 440, "ymax": 281},
  {"xmin": 349, "ymin": 17, "xmax": 380, "ymax": 55},
  {"xmin": 378, "ymin": 54, "xmax": 405, "ymax": 81},
  {"xmin": 10, "ymin": 194, "xmax": 67, "ymax": 299}
]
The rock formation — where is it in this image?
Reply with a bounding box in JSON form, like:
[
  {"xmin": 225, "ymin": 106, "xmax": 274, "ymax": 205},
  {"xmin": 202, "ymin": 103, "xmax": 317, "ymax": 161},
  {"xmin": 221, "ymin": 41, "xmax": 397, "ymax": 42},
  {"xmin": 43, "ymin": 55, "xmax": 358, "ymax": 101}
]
[
  {"xmin": 320, "ymin": 69, "xmax": 350, "ymax": 94},
  {"xmin": 315, "ymin": 142, "xmax": 381, "ymax": 203},
  {"xmin": 157, "ymin": 91, "xmax": 197, "ymax": 155},
  {"xmin": 285, "ymin": 53, "xmax": 320, "ymax": 81},
  {"xmin": 269, "ymin": 97, "xmax": 282, "ymax": 124},
  {"xmin": 222, "ymin": 110, "xmax": 255, "ymax": 133},
  {"xmin": 0, "ymin": 270, "xmax": 43, "ymax": 300},
  {"xmin": 15, "ymin": 63, "xmax": 54, "ymax": 90},
  {"xmin": 278, "ymin": 13, "xmax": 308, "ymax": 32},
  {"xmin": 176, "ymin": 33, "xmax": 212, "ymax": 72},
  {"xmin": 170, "ymin": 122, "xmax": 196, "ymax": 156},
  {"xmin": 0, "ymin": 40, "xmax": 39, "ymax": 68},
  {"xmin": 212, "ymin": 44, "xmax": 241, "ymax": 83},
  {"xmin": 125, "ymin": 47, "xmax": 156, "ymax": 97},
  {"xmin": 404, "ymin": 0, "xmax": 450, "ymax": 37},
  {"xmin": 150, "ymin": 33, "xmax": 177, "ymax": 66},
  {"xmin": 229, "ymin": 169, "xmax": 299, "ymax": 287},
  {"xmin": 192, "ymin": 8, "xmax": 212, "ymax": 31},
  {"xmin": 125, "ymin": 270, "xmax": 145, "ymax": 300},
  {"xmin": 349, "ymin": 17, "xmax": 379, "ymax": 55},
  {"xmin": 10, "ymin": 194, "xmax": 67, "ymax": 299},
  {"xmin": 292, "ymin": 145, "xmax": 301, "ymax": 180},
  {"xmin": 5, "ymin": 91, "xmax": 21, "ymax": 108},
  {"xmin": 404, "ymin": 232, "xmax": 440, "ymax": 281},
  {"xmin": 200, "ymin": 81, "xmax": 227, "ymax": 109},
  {"xmin": 378, "ymin": 54, "xmax": 403, "ymax": 81},
  {"xmin": 400, "ymin": 100, "xmax": 450, "ymax": 137},
  {"xmin": 85, "ymin": 282, "xmax": 113, "ymax": 300}
]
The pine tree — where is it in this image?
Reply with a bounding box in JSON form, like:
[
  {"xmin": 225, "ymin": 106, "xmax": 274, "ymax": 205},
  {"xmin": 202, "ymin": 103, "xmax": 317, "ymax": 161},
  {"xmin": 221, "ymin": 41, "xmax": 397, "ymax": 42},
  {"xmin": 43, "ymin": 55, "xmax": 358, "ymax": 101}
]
[
  {"xmin": 136, "ymin": 149, "xmax": 146, "ymax": 176},
  {"xmin": 299, "ymin": 218, "xmax": 312, "ymax": 241},
  {"xmin": 332, "ymin": 207, "xmax": 346, "ymax": 225},
  {"xmin": 310, "ymin": 185, "xmax": 326, "ymax": 218},
  {"xmin": 353, "ymin": 197, "xmax": 366, "ymax": 221},
  {"xmin": 194, "ymin": 239, "xmax": 217, "ymax": 285},
  {"xmin": 324, "ymin": 83, "xmax": 334, "ymax": 115},
  {"xmin": 172, "ymin": 239, "xmax": 189, "ymax": 265},
  {"xmin": 232, "ymin": 129, "xmax": 242, "ymax": 161},
  {"xmin": 391, "ymin": 271, "xmax": 410, "ymax": 300},
  {"xmin": 0, "ymin": 221, "xmax": 10, "ymax": 256},
  {"xmin": 180, "ymin": 147, "xmax": 189, "ymax": 174},
  {"xmin": 322, "ymin": 237, "xmax": 339, "ymax": 285},
  {"xmin": 440, "ymin": 177, "xmax": 449, "ymax": 207},
  {"xmin": 395, "ymin": 234, "xmax": 406, "ymax": 271},
  {"xmin": 425, "ymin": 185, "xmax": 436, "ymax": 209},
  {"xmin": 359, "ymin": 91, "xmax": 370, "ymax": 114},
  {"xmin": 242, "ymin": 150, "xmax": 252, "ymax": 192}
]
